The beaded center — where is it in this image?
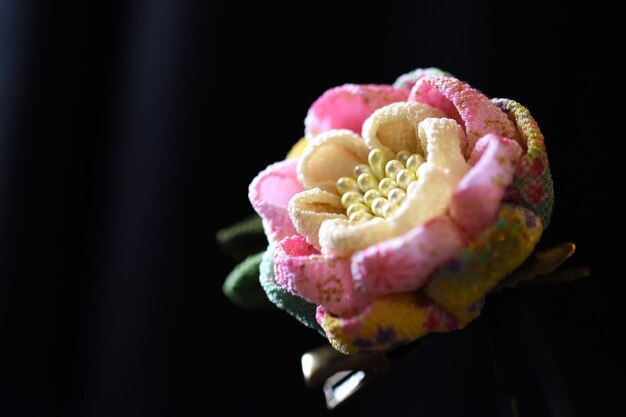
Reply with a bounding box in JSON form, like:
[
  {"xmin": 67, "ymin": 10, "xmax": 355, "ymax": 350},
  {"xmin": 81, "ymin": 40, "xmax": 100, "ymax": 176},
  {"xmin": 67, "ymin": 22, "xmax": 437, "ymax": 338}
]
[{"xmin": 336, "ymin": 148, "xmax": 425, "ymax": 222}]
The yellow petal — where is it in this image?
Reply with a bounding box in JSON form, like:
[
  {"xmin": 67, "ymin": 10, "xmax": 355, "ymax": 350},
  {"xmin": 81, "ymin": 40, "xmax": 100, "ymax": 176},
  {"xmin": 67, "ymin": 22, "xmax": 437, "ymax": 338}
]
[
  {"xmin": 387, "ymin": 165, "xmax": 457, "ymax": 232},
  {"xmin": 297, "ymin": 130, "xmax": 369, "ymax": 192},
  {"xmin": 318, "ymin": 217, "xmax": 394, "ymax": 256},
  {"xmin": 362, "ymin": 102, "xmax": 445, "ymax": 159},
  {"xmin": 286, "ymin": 137, "xmax": 309, "ymax": 159},
  {"xmin": 288, "ymin": 189, "xmax": 346, "ymax": 250},
  {"xmin": 417, "ymin": 118, "xmax": 468, "ymax": 174},
  {"xmin": 387, "ymin": 119, "xmax": 468, "ymax": 232}
]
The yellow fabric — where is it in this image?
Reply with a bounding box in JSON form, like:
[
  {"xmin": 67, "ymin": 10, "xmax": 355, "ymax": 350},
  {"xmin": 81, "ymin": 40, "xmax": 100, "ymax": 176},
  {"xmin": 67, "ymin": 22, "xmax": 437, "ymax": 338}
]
[
  {"xmin": 320, "ymin": 204, "xmax": 543, "ymax": 354},
  {"xmin": 286, "ymin": 137, "xmax": 309, "ymax": 159}
]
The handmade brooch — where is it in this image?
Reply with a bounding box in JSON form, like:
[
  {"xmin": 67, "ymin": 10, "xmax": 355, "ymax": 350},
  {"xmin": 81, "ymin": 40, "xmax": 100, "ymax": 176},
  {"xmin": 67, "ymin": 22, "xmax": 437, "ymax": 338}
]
[{"xmin": 219, "ymin": 68, "xmax": 585, "ymax": 406}]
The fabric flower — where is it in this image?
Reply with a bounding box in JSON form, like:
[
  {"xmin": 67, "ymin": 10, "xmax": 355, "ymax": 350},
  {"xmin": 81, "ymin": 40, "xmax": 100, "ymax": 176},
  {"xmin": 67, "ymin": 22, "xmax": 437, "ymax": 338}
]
[{"xmin": 248, "ymin": 69, "xmax": 553, "ymax": 354}]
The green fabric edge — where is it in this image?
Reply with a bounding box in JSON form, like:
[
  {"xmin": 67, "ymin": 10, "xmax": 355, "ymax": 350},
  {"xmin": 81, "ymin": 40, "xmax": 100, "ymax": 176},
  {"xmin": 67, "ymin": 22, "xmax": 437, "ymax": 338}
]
[
  {"xmin": 216, "ymin": 215, "xmax": 267, "ymax": 261},
  {"xmin": 222, "ymin": 251, "xmax": 272, "ymax": 309},
  {"xmin": 393, "ymin": 67, "xmax": 455, "ymax": 89},
  {"xmin": 259, "ymin": 247, "xmax": 325, "ymax": 336}
]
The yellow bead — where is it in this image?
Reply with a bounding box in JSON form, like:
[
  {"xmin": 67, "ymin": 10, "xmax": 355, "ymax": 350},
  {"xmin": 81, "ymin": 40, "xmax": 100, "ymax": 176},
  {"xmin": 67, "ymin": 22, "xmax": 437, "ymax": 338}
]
[
  {"xmin": 396, "ymin": 150, "xmax": 411, "ymax": 165},
  {"xmin": 396, "ymin": 169, "xmax": 416, "ymax": 190},
  {"xmin": 354, "ymin": 164, "xmax": 372, "ymax": 177},
  {"xmin": 406, "ymin": 180, "xmax": 418, "ymax": 194},
  {"xmin": 388, "ymin": 188, "xmax": 406, "ymax": 205},
  {"xmin": 341, "ymin": 191, "xmax": 363, "ymax": 208},
  {"xmin": 349, "ymin": 211, "xmax": 373, "ymax": 223},
  {"xmin": 368, "ymin": 148, "xmax": 387, "ymax": 179},
  {"xmin": 379, "ymin": 178, "xmax": 397, "ymax": 196},
  {"xmin": 336, "ymin": 177, "xmax": 359, "ymax": 195},
  {"xmin": 357, "ymin": 173, "xmax": 379, "ymax": 192},
  {"xmin": 406, "ymin": 154, "xmax": 425, "ymax": 172},
  {"xmin": 371, "ymin": 197, "xmax": 388, "ymax": 216},
  {"xmin": 363, "ymin": 189, "xmax": 382, "ymax": 207},
  {"xmin": 382, "ymin": 202, "xmax": 397, "ymax": 218},
  {"xmin": 385, "ymin": 160, "xmax": 404, "ymax": 179},
  {"xmin": 347, "ymin": 203, "xmax": 370, "ymax": 217}
]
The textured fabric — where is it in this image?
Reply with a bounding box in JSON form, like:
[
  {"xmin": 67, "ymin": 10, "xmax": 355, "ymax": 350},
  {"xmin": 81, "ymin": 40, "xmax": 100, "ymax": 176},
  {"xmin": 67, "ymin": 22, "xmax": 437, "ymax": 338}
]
[
  {"xmin": 304, "ymin": 84, "xmax": 409, "ymax": 138},
  {"xmin": 409, "ymin": 76, "xmax": 521, "ymax": 155},
  {"xmin": 244, "ymin": 68, "xmax": 553, "ymax": 354},
  {"xmin": 494, "ymin": 98, "xmax": 554, "ymax": 227},
  {"xmin": 451, "ymin": 134, "xmax": 522, "ymax": 238},
  {"xmin": 222, "ymin": 252, "xmax": 271, "ymax": 309},
  {"xmin": 249, "ymin": 159, "xmax": 302, "ymax": 242},
  {"xmin": 317, "ymin": 204, "xmax": 543, "ymax": 353},
  {"xmin": 259, "ymin": 247, "xmax": 324, "ymax": 334}
]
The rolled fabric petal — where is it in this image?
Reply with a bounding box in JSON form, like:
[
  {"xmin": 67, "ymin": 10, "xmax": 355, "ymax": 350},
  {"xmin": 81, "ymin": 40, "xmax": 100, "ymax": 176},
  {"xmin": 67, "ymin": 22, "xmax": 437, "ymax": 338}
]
[
  {"xmin": 288, "ymin": 189, "xmax": 345, "ymax": 250},
  {"xmin": 317, "ymin": 293, "xmax": 458, "ymax": 354},
  {"xmin": 352, "ymin": 216, "xmax": 466, "ymax": 297},
  {"xmin": 297, "ymin": 130, "xmax": 369, "ymax": 192},
  {"xmin": 388, "ymin": 159, "xmax": 463, "ymax": 233},
  {"xmin": 451, "ymin": 133, "xmax": 522, "ymax": 238},
  {"xmin": 359, "ymin": 115, "xmax": 468, "ymax": 238},
  {"xmin": 417, "ymin": 117, "xmax": 469, "ymax": 174},
  {"xmin": 361, "ymin": 102, "xmax": 445, "ymax": 158},
  {"xmin": 239, "ymin": 69, "xmax": 554, "ymax": 355},
  {"xmin": 424, "ymin": 204, "xmax": 543, "ymax": 324},
  {"xmin": 318, "ymin": 217, "xmax": 395, "ymax": 257},
  {"xmin": 493, "ymin": 98, "xmax": 554, "ymax": 227},
  {"xmin": 248, "ymin": 159, "xmax": 302, "ymax": 242},
  {"xmin": 274, "ymin": 235, "xmax": 369, "ymax": 317},
  {"xmin": 259, "ymin": 246, "xmax": 324, "ymax": 334},
  {"xmin": 409, "ymin": 76, "xmax": 521, "ymax": 155},
  {"xmin": 304, "ymin": 84, "xmax": 409, "ymax": 138}
]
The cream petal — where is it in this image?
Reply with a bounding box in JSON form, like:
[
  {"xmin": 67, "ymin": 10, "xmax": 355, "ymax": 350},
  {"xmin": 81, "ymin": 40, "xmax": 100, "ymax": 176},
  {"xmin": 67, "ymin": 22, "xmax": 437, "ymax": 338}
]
[
  {"xmin": 288, "ymin": 189, "xmax": 346, "ymax": 250},
  {"xmin": 417, "ymin": 118, "xmax": 469, "ymax": 175},
  {"xmin": 297, "ymin": 130, "xmax": 369, "ymax": 192},
  {"xmin": 386, "ymin": 118, "xmax": 469, "ymax": 232},
  {"xmin": 361, "ymin": 102, "xmax": 445, "ymax": 159},
  {"xmin": 387, "ymin": 165, "xmax": 458, "ymax": 232},
  {"xmin": 318, "ymin": 217, "xmax": 395, "ymax": 257}
]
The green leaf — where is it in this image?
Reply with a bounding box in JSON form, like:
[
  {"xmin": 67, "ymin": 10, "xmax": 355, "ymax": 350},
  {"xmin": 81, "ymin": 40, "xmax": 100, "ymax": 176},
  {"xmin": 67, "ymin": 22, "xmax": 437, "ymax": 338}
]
[
  {"xmin": 223, "ymin": 251, "xmax": 272, "ymax": 309},
  {"xmin": 259, "ymin": 247, "xmax": 324, "ymax": 335},
  {"xmin": 216, "ymin": 215, "xmax": 267, "ymax": 261}
]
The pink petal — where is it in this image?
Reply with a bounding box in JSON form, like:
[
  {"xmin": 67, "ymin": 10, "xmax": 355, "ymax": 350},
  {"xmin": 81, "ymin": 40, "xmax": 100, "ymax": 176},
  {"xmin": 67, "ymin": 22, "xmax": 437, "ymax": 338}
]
[
  {"xmin": 274, "ymin": 235, "xmax": 369, "ymax": 317},
  {"xmin": 304, "ymin": 84, "xmax": 409, "ymax": 138},
  {"xmin": 249, "ymin": 159, "xmax": 302, "ymax": 242},
  {"xmin": 351, "ymin": 216, "xmax": 465, "ymax": 297},
  {"xmin": 409, "ymin": 76, "xmax": 521, "ymax": 155},
  {"xmin": 450, "ymin": 134, "xmax": 522, "ymax": 238}
]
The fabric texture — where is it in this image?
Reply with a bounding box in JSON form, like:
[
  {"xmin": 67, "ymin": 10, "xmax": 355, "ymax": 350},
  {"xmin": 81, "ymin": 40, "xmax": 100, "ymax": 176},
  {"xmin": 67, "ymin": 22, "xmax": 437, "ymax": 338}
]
[{"xmin": 236, "ymin": 68, "xmax": 553, "ymax": 354}]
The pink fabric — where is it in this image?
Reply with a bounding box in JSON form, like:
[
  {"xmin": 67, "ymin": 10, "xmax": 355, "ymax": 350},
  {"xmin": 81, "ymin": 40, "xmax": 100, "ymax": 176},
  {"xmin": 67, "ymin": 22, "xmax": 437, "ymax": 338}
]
[
  {"xmin": 351, "ymin": 216, "xmax": 466, "ymax": 297},
  {"xmin": 409, "ymin": 76, "xmax": 521, "ymax": 155},
  {"xmin": 304, "ymin": 84, "xmax": 409, "ymax": 138},
  {"xmin": 274, "ymin": 235, "xmax": 370, "ymax": 317},
  {"xmin": 451, "ymin": 134, "xmax": 522, "ymax": 238},
  {"xmin": 248, "ymin": 159, "xmax": 302, "ymax": 242}
]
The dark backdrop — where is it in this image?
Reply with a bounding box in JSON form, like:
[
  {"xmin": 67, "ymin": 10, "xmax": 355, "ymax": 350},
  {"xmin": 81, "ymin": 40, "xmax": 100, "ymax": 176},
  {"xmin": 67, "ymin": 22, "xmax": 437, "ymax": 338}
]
[{"xmin": 0, "ymin": 1, "xmax": 618, "ymax": 416}]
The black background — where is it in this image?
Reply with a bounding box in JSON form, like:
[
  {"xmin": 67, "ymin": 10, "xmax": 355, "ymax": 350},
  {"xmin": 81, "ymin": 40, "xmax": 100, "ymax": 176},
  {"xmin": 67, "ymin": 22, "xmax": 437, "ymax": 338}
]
[{"xmin": 0, "ymin": 1, "xmax": 619, "ymax": 416}]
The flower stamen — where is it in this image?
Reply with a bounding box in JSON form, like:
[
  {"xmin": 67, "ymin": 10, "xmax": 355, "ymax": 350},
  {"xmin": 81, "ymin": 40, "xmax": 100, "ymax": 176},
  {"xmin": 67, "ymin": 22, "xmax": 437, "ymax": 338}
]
[{"xmin": 337, "ymin": 148, "xmax": 424, "ymax": 222}]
